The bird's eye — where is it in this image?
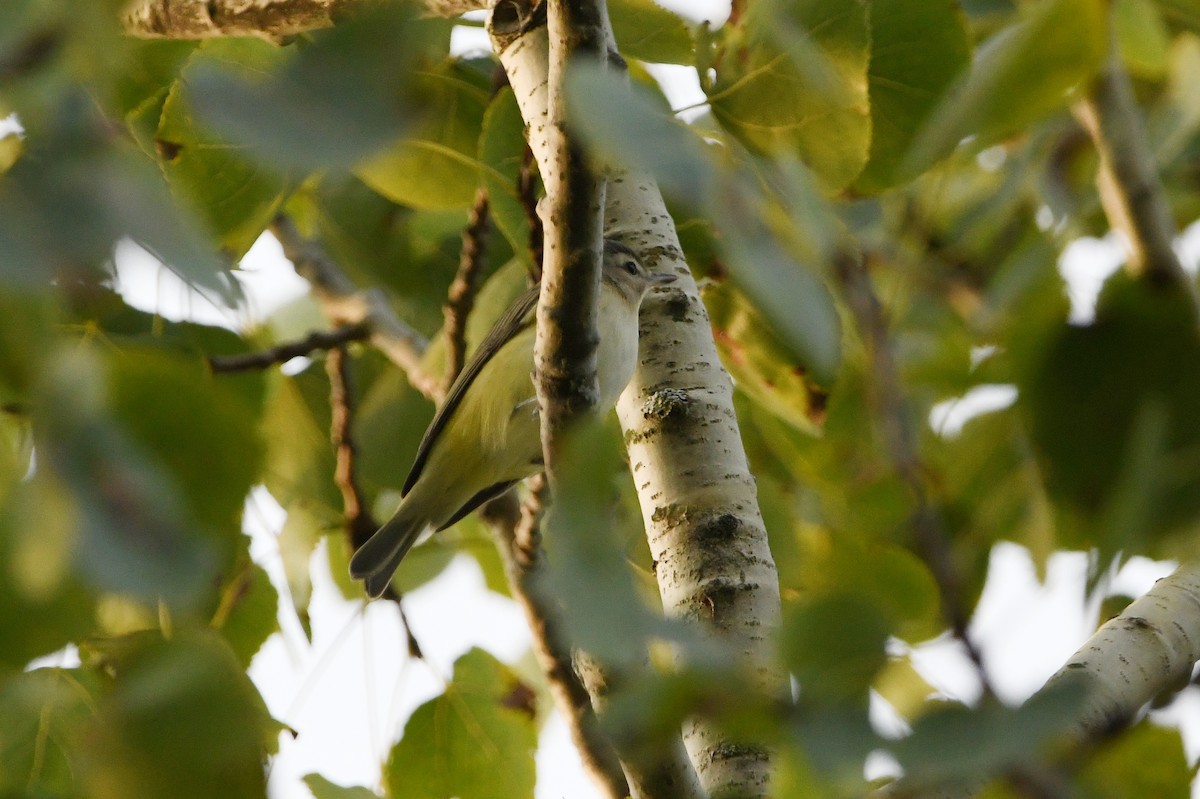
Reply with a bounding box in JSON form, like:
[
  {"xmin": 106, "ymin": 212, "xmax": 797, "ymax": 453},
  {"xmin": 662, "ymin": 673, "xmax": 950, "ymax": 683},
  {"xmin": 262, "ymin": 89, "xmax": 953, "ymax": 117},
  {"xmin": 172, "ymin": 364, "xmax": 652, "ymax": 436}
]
[{"xmin": 623, "ymin": 260, "xmax": 638, "ymax": 276}]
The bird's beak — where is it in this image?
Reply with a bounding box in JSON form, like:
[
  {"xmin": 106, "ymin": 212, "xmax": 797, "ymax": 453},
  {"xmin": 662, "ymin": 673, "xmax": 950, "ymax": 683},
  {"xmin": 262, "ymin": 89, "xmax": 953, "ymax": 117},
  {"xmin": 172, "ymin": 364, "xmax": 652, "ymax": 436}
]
[{"xmin": 648, "ymin": 272, "xmax": 677, "ymax": 286}]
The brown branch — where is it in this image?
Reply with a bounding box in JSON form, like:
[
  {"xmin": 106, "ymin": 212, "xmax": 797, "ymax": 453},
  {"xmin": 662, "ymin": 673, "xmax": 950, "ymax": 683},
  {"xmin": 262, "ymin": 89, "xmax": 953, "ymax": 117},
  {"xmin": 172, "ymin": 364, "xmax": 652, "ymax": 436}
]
[
  {"xmin": 326, "ymin": 345, "xmax": 376, "ymax": 551},
  {"xmin": 270, "ymin": 215, "xmax": 443, "ymax": 401},
  {"xmin": 327, "ymin": 344, "xmax": 424, "ymax": 656},
  {"xmin": 535, "ymin": 0, "xmax": 609, "ymax": 476},
  {"xmin": 483, "ymin": 479, "xmax": 631, "ymax": 799},
  {"xmin": 444, "ymin": 187, "xmax": 491, "ymax": 389},
  {"xmin": 208, "ymin": 322, "xmax": 370, "ymax": 373},
  {"xmin": 834, "ymin": 248, "xmax": 996, "ymax": 698},
  {"xmin": 1072, "ymin": 46, "xmax": 1199, "ymax": 310},
  {"xmin": 122, "ymin": 0, "xmax": 486, "ymax": 39}
]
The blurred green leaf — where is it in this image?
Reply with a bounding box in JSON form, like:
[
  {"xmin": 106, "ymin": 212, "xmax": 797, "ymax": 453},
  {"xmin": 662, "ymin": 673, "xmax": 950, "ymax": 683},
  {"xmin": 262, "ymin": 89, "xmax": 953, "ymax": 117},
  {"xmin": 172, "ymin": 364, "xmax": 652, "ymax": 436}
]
[
  {"xmin": 1075, "ymin": 720, "xmax": 1191, "ymax": 798},
  {"xmin": 565, "ymin": 63, "xmax": 718, "ymax": 201},
  {"xmin": 0, "ymin": 95, "xmax": 239, "ymax": 305},
  {"xmin": 543, "ymin": 421, "xmax": 663, "ymax": 664},
  {"xmin": 716, "ymin": 177, "xmax": 842, "ymax": 385},
  {"xmin": 908, "ymin": 0, "xmax": 1108, "ymax": 172},
  {"xmin": 0, "ymin": 667, "xmax": 107, "ymax": 795},
  {"xmin": 1013, "ymin": 274, "xmax": 1200, "ymax": 560},
  {"xmin": 855, "ymin": 0, "xmax": 971, "ymax": 191},
  {"xmin": 892, "ymin": 680, "xmax": 1086, "ymax": 789},
  {"xmin": 78, "ymin": 630, "xmax": 273, "ymax": 799},
  {"xmin": 609, "ymin": 0, "xmax": 694, "ymax": 65},
  {"xmin": 781, "ymin": 592, "xmax": 889, "ymax": 702},
  {"xmin": 385, "ymin": 648, "xmax": 537, "ymax": 799},
  {"xmin": 707, "ymin": 0, "xmax": 871, "ymax": 190},
  {"xmin": 0, "ymin": 477, "xmax": 94, "ymax": 669},
  {"xmin": 187, "ymin": 6, "xmax": 448, "ymax": 171},
  {"xmin": 34, "ymin": 348, "xmax": 218, "ymax": 609},
  {"xmin": 1115, "ymin": 0, "xmax": 1171, "ymax": 78},
  {"xmin": 109, "ymin": 345, "xmax": 264, "ymax": 537},
  {"xmin": 357, "ymin": 59, "xmax": 491, "ymax": 210}
]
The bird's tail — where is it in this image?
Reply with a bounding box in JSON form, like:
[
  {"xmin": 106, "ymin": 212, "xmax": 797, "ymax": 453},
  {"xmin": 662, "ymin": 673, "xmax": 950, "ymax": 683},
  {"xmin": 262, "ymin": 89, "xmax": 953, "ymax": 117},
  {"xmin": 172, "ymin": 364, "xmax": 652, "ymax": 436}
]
[{"xmin": 349, "ymin": 504, "xmax": 426, "ymax": 598}]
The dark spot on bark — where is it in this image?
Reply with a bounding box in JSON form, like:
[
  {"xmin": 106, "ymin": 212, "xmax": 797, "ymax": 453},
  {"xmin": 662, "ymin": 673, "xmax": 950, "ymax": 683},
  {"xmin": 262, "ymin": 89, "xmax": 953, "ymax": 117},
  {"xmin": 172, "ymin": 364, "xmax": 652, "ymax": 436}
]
[
  {"xmin": 694, "ymin": 513, "xmax": 740, "ymax": 543},
  {"xmin": 663, "ymin": 291, "xmax": 691, "ymax": 322}
]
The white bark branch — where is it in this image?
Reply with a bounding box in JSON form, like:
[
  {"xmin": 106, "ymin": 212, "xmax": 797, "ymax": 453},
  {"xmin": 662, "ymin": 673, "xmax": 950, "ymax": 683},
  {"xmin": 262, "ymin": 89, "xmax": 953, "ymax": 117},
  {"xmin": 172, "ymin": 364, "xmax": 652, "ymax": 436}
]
[
  {"xmin": 886, "ymin": 562, "xmax": 1200, "ymax": 798},
  {"xmin": 122, "ymin": 0, "xmax": 487, "ymax": 40},
  {"xmin": 1045, "ymin": 562, "xmax": 1200, "ymax": 739},
  {"xmin": 490, "ymin": 4, "xmax": 785, "ymax": 797}
]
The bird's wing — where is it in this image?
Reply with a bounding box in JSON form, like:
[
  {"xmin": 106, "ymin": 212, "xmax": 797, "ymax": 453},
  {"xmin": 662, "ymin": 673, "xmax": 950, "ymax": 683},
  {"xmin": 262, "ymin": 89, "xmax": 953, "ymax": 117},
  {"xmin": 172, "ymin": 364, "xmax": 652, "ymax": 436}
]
[{"xmin": 402, "ymin": 286, "xmax": 540, "ymax": 496}]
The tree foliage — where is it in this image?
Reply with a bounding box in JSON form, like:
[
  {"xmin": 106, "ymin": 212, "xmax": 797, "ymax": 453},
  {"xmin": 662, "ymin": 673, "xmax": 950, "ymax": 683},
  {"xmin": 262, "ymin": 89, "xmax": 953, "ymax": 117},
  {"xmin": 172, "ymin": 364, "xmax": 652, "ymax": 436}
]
[{"xmin": 2, "ymin": 0, "xmax": 1200, "ymax": 797}]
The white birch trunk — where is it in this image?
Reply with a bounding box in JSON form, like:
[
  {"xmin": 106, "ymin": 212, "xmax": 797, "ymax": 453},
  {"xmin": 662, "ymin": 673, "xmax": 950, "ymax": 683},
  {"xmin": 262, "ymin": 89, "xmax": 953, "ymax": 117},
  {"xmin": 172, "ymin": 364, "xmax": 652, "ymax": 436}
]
[{"xmin": 489, "ymin": 5, "xmax": 785, "ymax": 796}]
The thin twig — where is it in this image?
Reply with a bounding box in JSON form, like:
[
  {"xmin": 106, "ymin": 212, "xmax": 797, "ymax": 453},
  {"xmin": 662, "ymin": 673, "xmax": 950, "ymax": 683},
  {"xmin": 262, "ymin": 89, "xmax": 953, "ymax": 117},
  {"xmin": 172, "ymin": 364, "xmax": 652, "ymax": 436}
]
[
  {"xmin": 834, "ymin": 248, "xmax": 996, "ymax": 698},
  {"xmin": 1072, "ymin": 47, "xmax": 1199, "ymax": 312},
  {"xmin": 270, "ymin": 215, "xmax": 442, "ymax": 400},
  {"xmin": 208, "ymin": 323, "xmax": 370, "ymax": 373},
  {"xmin": 444, "ymin": 187, "xmax": 491, "ymax": 389},
  {"xmin": 483, "ymin": 480, "xmax": 631, "ymax": 798}
]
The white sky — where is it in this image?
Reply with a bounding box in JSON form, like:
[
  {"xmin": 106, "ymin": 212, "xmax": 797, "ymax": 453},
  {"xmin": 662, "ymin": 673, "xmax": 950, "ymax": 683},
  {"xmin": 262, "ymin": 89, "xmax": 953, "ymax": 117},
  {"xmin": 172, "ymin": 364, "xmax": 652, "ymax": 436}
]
[{"xmin": 85, "ymin": 1, "xmax": 1200, "ymax": 796}]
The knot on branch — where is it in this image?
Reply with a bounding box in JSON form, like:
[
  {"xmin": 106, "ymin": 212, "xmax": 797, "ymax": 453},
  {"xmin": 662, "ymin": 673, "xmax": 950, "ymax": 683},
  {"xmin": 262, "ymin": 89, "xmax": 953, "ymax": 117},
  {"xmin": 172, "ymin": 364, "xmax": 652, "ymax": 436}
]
[{"xmin": 641, "ymin": 387, "xmax": 690, "ymax": 423}]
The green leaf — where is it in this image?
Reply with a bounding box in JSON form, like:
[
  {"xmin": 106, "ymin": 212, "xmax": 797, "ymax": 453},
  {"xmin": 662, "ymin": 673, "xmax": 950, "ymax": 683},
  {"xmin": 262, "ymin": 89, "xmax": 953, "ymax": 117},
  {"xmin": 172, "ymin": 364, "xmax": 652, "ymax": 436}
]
[
  {"xmin": 303, "ymin": 177, "xmax": 460, "ymax": 334},
  {"xmin": 357, "ymin": 60, "xmax": 492, "ymax": 210},
  {"xmin": 855, "ymin": 0, "xmax": 971, "ymax": 191},
  {"xmin": 706, "ymin": 0, "xmax": 872, "ymax": 190},
  {"xmin": 0, "ymin": 667, "xmax": 107, "ymax": 795},
  {"xmin": 78, "ymin": 630, "xmax": 273, "ymax": 799},
  {"xmin": 304, "ymin": 774, "xmax": 381, "ymax": 799},
  {"xmin": 216, "ymin": 563, "xmax": 280, "ymax": 668},
  {"xmin": 907, "ymin": 0, "xmax": 1108, "ymax": 172},
  {"xmin": 261, "ymin": 367, "xmax": 342, "ymax": 515},
  {"xmin": 108, "ymin": 345, "xmax": 264, "ymax": 537},
  {"xmin": 609, "ymin": 0, "xmax": 695, "ymax": 65},
  {"xmin": 384, "ymin": 648, "xmax": 537, "ymax": 799},
  {"xmin": 479, "ymin": 87, "xmax": 534, "ymax": 263},
  {"xmin": 157, "ymin": 39, "xmax": 295, "ymax": 259}
]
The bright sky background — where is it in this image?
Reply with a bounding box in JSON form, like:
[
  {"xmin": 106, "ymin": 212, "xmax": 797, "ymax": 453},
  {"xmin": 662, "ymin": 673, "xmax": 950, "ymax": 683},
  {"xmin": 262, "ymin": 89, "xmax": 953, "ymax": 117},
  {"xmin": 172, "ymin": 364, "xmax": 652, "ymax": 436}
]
[{"xmin": 39, "ymin": 1, "xmax": 1200, "ymax": 796}]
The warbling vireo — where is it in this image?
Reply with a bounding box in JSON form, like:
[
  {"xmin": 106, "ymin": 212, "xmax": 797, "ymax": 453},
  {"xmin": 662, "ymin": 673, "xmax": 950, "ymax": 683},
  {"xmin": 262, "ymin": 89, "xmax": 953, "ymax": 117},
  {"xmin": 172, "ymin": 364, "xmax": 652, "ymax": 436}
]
[{"xmin": 350, "ymin": 240, "xmax": 676, "ymax": 597}]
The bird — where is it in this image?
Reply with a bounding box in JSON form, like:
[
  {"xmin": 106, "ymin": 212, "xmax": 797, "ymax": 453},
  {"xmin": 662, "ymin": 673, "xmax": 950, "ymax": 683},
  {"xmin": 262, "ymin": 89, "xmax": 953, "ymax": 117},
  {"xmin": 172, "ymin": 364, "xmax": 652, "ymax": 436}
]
[{"xmin": 349, "ymin": 239, "xmax": 677, "ymax": 597}]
